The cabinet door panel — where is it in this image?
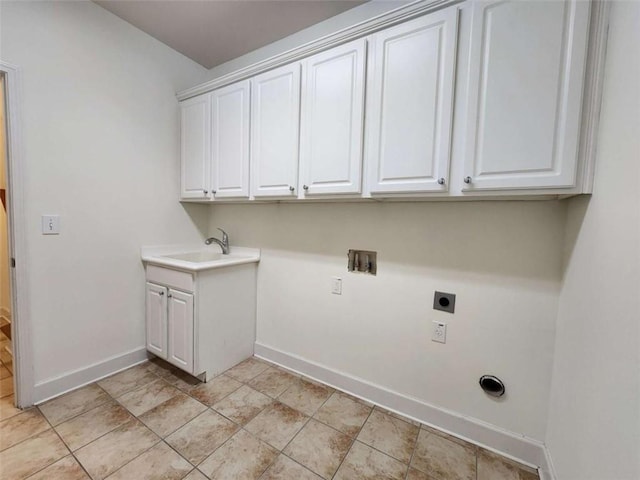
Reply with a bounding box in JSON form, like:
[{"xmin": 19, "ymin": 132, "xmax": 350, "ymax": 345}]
[
  {"xmin": 180, "ymin": 95, "xmax": 210, "ymax": 199},
  {"xmin": 367, "ymin": 8, "xmax": 458, "ymax": 194},
  {"xmin": 300, "ymin": 39, "xmax": 366, "ymax": 196},
  {"xmin": 462, "ymin": 0, "xmax": 590, "ymax": 191},
  {"xmin": 251, "ymin": 64, "xmax": 301, "ymax": 197},
  {"xmin": 211, "ymin": 80, "xmax": 251, "ymax": 198},
  {"xmin": 145, "ymin": 283, "xmax": 167, "ymax": 359},
  {"xmin": 167, "ymin": 289, "xmax": 194, "ymax": 373}
]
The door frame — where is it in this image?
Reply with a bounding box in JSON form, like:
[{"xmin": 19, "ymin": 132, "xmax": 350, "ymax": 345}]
[{"xmin": 1, "ymin": 61, "xmax": 34, "ymax": 407}]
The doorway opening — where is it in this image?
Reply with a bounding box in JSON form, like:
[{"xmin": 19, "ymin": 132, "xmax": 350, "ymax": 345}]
[{"xmin": 0, "ymin": 73, "xmax": 15, "ymax": 406}]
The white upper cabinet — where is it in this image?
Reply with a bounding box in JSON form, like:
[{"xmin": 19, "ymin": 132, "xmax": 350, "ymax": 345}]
[
  {"xmin": 366, "ymin": 7, "xmax": 459, "ymax": 195},
  {"xmin": 180, "ymin": 94, "xmax": 210, "ymax": 199},
  {"xmin": 250, "ymin": 64, "xmax": 301, "ymax": 198},
  {"xmin": 461, "ymin": 0, "xmax": 590, "ymax": 192},
  {"xmin": 211, "ymin": 80, "xmax": 251, "ymax": 199},
  {"xmin": 299, "ymin": 39, "xmax": 366, "ymax": 196}
]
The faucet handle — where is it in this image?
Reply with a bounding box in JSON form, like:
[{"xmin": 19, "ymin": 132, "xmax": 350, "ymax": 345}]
[{"xmin": 217, "ymin": 228, "xmax": 228, "ymax": 242}]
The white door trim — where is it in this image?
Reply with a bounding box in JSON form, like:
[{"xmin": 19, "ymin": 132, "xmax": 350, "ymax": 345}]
[{"xmin": 1, "ymin": 61, "xmax": 33, "ymax": 407}]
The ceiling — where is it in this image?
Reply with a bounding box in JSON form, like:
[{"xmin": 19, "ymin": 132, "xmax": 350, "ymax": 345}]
[{"xmin": 95, "ymin": 0, "xmax": 367, "ymax": 69}]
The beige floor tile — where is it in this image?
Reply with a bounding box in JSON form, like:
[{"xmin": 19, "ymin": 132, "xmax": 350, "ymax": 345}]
[
  {"xmin": 411, "ymin": 429, "xmax": 476, "ymax": 480},
  {"xmin": 165, "ymin": 409, "xmax": 238, "ymax": 465},
  {"xmin": 334, "ymin": 441, "xmax": 407, "ymax": 480},
  {"xmin": 55, "ymin": 400, "xmax": 132, "ymax": 451},
  {"xmin": 198, "ymin": 429, "xmax": 278, "ymax": 480},
  {"xmin": 0, "ymin": 408, "xmax": 50, "ymax": 451},
  {"xmin": 145, "ymin": 357, "xmax": 177, "ymax": 377},
  {"xmin": 39, "ymin": 384, "xmax": 111, "ymax": 426},
  {"xmin": 0, "ymin": 429, "xmax": 69, "ymax": 480},
  {"xmin": 189, "ymin": 374, "xmax": 242, "ymax": 406},
  {"xmin": 278, "ymin": 379, "xmax": 333, "ymax": 416},
  {"xmin": 0, "ymin": 364, "xmax": 10, "ymax": 379},
  {"xmin": 138, "ymin": 392, "xmax": 207, "ymax": 438},
  {"xmin": 97, "ymin": 363, "xmax": 158, "ymax": 398},
  {"xmin": 106, "ymin": 441, "xmax": 192, "ymax": 480},
  {"xmin": 224, "ymin": 357, "xmax": 270, "ymax": 382},
  {"xmin": 182, "ymin": 469, "xmax": 209, "ymax": 480},
  {"xmin": 212, "ymin": 385, "xmax": 272, "ymax": 425},
  {"xmin": 375, "ymin": 405, "xmax": 422, "ymax": 427},
  {"xmin": 407, "ymin": 467, "xmax": 432, "ymax": 480},
  {"xmin": 313, "ymin": 392, "xmax": 372, "ymax": 437},
  {"xmin": 28, "ymin": 455, "xmax": 90, "ymax": 480},
  {"xmin": 74, "ymin": 419, "xmax": 159, "ymax": 480},
  {"xmin": 477, "ymin": 449, "xmax": 539, "ymax": 480},
  {"xmin": 247, "ymin": 367, "xmax": 298, "ymax": 398},
  {"xmin": 357, "ymin": 409, "xmax": 419, "ymax": 464},
  {"xmin": 421, "ymin": 424, "xmax": 478, "ymax": 451},
  {"xmin": 117, "ymin": 378, "xmax": 180, "ymax": 416},
  {"xmin": 260, "ymin": 455, "xmax": 323, "ymax": 480},
  {"xmin": 0, "ymin": 394, "xmax": 21, "ymax": 421},
  {"xmin": 244, "ymin": 401, "xmax": 308, "ymax": 450},
  {"xmin": 283, "ymin": 419, "xmax": 352, "ymax": 479},
  {"xmin": 0, "ymin": 376, "xmax": 14, "ymax": 398},
  {"xmin": 159, "ymin": 367, "xmax": 202, "ymax": 392}
]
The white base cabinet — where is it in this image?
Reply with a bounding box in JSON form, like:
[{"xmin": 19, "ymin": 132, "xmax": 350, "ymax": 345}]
[{"xmin": 144, "ymin": 263, "xmax": 257, "ymax": 379}]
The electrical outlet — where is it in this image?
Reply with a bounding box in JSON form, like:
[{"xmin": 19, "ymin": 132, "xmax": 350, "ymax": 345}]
[
  {"xmin": 331, "ymin": 277, "xmax": 342, "ymax": 295},
  {"xmin": 432, "ymin": 321, "xmax": 446, "ymax": 344}
]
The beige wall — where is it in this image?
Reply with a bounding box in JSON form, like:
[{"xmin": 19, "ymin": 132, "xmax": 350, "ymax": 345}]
[
  {"xmin": 0, "ymin": 1, "xmax": 209, "ymax": 394},
  {"xmin": 545, "ymin": 2, "xmax": 640, "ymax": 479}
]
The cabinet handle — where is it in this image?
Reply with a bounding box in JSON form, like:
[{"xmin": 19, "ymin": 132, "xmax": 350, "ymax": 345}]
[
  {"xmin": 159, "ymin": 291, "xmax": 164, "ymax": 296},
  {"xmin": 463, "ymin": 176, "xmax": 472, "ymax": 184},
  {"xmin": 437, "ymin": 178, "xmax": 445, "ymax": 185},
  {"xmin": 303, "ymin": 185, "xmax": 309, "ymax": 191},
  {"xmin": 167, "ymin": 294, "xmax": 172, "ymax": 298},
  {"xmin": 289, "ymin": 185, "xmax": 295, "ymax": 192}
]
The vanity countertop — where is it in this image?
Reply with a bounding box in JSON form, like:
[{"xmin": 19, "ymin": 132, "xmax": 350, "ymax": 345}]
[{"xmin": 141, "ymin": 244, "xmax": 260, "ymax": 272}]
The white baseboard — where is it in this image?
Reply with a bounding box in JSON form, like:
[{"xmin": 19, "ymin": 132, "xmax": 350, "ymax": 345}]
[
  {"xmin": 255, "ymin": 342, "xmax": 553, "ymax": 476},
  {"xmin": 539, "ymin": 445, "xmax": 558, "ymax": 480},
  {"xmin": 33, "ymin": 347, "xmax": 149, "ymax": 404}
]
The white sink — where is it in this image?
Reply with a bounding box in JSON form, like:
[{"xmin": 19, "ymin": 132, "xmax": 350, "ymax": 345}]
[
  {"xmin": 162, "ymin": 251, "xmax": 224, "ymax": 263},
  {"xmin": 141, "ymin": 245, "xmax": 260, "ymax": 272}
]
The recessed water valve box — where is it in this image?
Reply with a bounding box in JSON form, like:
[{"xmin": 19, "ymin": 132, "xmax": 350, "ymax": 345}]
[
  {"xmin": 347, "ymin": 250, "xmax": 377, "ymax": 275},
  {"xmin": 433, "ymin": 291, "xmax": 455, "ymax": 313}
]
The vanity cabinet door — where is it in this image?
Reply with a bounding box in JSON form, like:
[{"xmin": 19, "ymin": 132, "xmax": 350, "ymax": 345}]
[
  {"xmin": 299, "ymin": 38, "xmax": 366, "ymax": 196},
  {"xmin": 211, "ymin": 80, "xmax": 251, "ymax": 199},
  {"xmin": 365, "ymin": 8, "xmax": 458, "ymax": 195},
  {"xmin": 145, "ymin": 283, "xmax": 167, "ymax": 359},
  {"xmin": 180, "ymin": 94, "xmax": 211, "ymax": 199},
  {"xmin": 461, "ymin": 0, "xmax": 590, "ymax": 191},
  {"xmin": 167, "ymin": 289, "xmax": 194, "ymax": 373},
  {"xmin": 251, "ymin": 63, "xmax": 301, "ymax": 198}
]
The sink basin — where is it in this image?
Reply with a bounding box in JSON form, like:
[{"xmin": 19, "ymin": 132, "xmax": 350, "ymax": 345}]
[{"xmin": 162, "ymin": 251, "xmax": 224, "ymax": 263}]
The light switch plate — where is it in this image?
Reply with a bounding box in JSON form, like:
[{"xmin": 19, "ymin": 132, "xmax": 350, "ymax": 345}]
[
  {"xmin": 331, "ymin": 277, "xmax": 342, "ymax": 295},
  {"xmin": 41, "ymin": 215, "xmax": 60, "ymax": 235}
]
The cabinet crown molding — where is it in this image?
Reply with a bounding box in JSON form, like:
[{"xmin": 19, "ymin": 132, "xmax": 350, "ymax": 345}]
[{"xmin": 176, "ymin": 0, "xmax": 463, "ymax": 101}]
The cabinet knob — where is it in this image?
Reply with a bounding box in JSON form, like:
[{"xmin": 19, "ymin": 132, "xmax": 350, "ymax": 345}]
[
  {"xmin": 167, "ymin": 294, "xmax": 172, "ymax": 298},
  {"xmin": 203, "ymin": 190, "xmax": 208, "ymax": 194},
  {"xmin": 289, "ymin": 185, "xmax": 295, "ymax": 192},
  {"xmin": 303, "ymin": 185, "xmax": 309, "ymax": 191},
  {"xmin": 159, "ymin": 291, "xmax": 164, "ymax": 296},
  {"xmin": 437, "ymin": 178, "xmax": 445, "ymax": 185},
  {"xmin": 212, "ymin": 190, "xmax": 217, "ymax": 195},
  {"xmin": 463, "ymin": 176, "xmax": 472, "ymax": 184}
]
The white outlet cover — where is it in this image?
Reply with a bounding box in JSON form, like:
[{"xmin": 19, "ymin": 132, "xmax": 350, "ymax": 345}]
[
  {"xmin": 432, "ymin": 321, "xmax": 446, "ymax": 344},
  {"xmin": 331, "ymin": 277, "xmax": 342, "ymax": 295}
]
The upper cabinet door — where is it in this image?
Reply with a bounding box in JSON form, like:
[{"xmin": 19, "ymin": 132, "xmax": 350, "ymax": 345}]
[
  {"xmin": 180, "ymin": 94, "xmax": 210, "ymax": 199},
  {"xmin": 211, "ymin": 80, "xmax": 251, "ymax": 199},
  {"xmin": 299, "ymin": 39, "xmax": 366, "ymax": 196},
  {"xmin": 366, "ymin": 8, "xmax": 459, "ymax": 195},
  {"xmin": 462, "ymin": 0, "xmax": 590, "ymax": 191},
  {"xmin": 251, "ymin": 64, "xmax": 301, "ymax": 198}
]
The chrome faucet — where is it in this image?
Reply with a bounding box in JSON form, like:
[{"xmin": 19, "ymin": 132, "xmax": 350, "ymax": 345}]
[{"xmin": 205, "ymin": 228, "xmax": 230, "ymax": 254}]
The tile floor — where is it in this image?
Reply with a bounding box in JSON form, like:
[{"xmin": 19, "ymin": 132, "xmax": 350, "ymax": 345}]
[{"xmin": 0, "ymin": 355, "xmax": 540, "ymax": 480}]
